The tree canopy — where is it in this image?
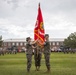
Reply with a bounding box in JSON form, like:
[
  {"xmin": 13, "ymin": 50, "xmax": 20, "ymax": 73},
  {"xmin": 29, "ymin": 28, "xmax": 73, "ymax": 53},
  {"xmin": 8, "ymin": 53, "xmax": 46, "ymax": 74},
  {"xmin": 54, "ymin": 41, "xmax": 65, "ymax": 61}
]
[{"xmin": 63, "ymin": 32, "xmax": 76, "ymax": 48}]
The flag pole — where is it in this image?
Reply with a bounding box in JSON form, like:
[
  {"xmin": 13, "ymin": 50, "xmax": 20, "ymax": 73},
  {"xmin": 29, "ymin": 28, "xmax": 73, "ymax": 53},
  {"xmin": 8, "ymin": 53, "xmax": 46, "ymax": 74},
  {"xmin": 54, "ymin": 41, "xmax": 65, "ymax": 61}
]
[
  {"xmin": 39, "ymin": 2, "xmax": 40, "ymax": 7},
  {"xmin": 37, "ymin": 3, "xmax": 40, "ymax": 57}
]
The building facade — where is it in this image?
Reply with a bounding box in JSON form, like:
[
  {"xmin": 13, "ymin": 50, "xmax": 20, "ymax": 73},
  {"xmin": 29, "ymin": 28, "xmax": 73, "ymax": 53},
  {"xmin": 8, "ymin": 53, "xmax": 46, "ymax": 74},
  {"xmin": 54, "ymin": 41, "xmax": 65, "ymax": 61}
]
[
  {"xmin": 2, "ymin": 38, "xmax": 64, "ymax": 51},
  {"xmin": 50, "ymin": 38, "xmax": 64, "ymax": 51},
  {"xmin": 2, "ymin": 39, "xmax": 26, "ymax": 51}
]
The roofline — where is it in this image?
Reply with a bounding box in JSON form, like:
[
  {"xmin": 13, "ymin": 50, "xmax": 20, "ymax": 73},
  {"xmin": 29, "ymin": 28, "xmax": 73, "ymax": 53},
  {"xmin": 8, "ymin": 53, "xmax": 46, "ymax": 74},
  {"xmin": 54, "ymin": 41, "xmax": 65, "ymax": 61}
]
[{"xmin": 3, "ymin": 38, "xmax": 65, "ymax": 42}]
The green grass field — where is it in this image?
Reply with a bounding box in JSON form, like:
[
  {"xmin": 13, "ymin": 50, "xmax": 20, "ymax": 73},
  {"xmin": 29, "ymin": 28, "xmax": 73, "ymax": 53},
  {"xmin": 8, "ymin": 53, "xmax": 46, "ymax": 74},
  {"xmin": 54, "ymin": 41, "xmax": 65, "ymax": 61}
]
[{"xmin": 0, "ymin": 52, "xmax": 76, "ymax": 75}]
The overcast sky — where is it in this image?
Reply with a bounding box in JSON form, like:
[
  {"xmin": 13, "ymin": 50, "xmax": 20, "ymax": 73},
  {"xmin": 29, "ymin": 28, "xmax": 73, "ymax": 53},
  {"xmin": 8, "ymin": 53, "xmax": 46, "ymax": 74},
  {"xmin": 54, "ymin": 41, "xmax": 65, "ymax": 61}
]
[{"xmin": 0, "ymin": 0, "xmax": 76, "ymax": 39}]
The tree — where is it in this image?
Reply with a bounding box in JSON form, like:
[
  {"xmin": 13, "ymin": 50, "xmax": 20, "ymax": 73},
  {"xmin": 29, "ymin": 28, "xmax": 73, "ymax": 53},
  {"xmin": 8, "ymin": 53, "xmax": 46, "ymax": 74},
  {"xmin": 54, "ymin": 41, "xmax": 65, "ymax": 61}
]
[
  {"xmin": 63, "ymin": 32, "xmax": 76, "ymax": 48},
  {"xmin": 0, "ymin": 35, "xmax": 3, "ymax": 47}
]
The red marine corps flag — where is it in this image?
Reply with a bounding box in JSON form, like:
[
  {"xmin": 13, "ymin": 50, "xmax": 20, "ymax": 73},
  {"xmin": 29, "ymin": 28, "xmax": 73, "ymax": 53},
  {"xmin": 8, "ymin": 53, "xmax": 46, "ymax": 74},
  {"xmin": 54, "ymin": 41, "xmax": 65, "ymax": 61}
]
[{"xmin": 34, "ymin": 3, "xmax": 45, "ymax": 46}]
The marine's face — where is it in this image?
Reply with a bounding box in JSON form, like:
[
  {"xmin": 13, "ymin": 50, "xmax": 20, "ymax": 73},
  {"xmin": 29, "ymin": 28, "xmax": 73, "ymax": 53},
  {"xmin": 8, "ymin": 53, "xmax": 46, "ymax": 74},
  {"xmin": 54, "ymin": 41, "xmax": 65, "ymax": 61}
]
[
  {"xmin": 28, "ymin": 38, "xmax": 31, "ymax": 42},
  {"xmin": 45, "ymin": 36, "xmax": 49, "ymax": 40}
]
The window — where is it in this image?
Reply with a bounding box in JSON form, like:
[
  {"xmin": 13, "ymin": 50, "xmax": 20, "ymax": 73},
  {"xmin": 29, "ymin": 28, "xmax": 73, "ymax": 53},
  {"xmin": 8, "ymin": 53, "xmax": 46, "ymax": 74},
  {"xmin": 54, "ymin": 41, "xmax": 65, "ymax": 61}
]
[
  {"xmin": 57, "ymin": 42, "xmax": 59, "ymax": 45},
  {"xmin": 53, "ymin": 42, "xmax": 55, "ymax": 45},
  {"xmin": 24, "ymin": 43, "xmax": 26, "ymax": 46},
  {"xmin": 16, "ymin": 43, "xmax": 19, "ymax": 46},
  {"xmin": 12, "ymin": 43, "xmax": 15, "ymax": 46}
]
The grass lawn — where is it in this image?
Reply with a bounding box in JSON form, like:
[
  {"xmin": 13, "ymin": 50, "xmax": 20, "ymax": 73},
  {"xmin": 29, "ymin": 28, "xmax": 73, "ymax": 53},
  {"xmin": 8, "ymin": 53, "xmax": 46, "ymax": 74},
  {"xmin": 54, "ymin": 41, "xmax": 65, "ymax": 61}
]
[{"xmin": 0, "ymin": 52, "xmax": 76, "ymax": 75}]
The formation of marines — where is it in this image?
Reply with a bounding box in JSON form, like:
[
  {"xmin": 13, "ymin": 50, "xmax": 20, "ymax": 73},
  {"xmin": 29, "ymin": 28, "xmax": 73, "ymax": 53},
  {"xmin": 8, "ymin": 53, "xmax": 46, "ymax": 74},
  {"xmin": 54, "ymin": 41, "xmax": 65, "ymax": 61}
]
[
  {"xmin": 0, "ymin": 46, "xmax": 17, "ymax": 56},
  {"xmin": 26, "ymin": 34, "xmax": 51, "ymax": 72}
]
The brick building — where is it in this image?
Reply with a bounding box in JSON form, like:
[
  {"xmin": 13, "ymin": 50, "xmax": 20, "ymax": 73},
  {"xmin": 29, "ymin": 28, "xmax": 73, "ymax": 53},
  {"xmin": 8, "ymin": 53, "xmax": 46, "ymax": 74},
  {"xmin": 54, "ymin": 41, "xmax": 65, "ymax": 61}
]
[
  {"xmin": 2, "ymin": 38, "xmax": 64, "ymax": 51},
  {"xmin": 50, "ymin": 38, "xmax": 64, "ymax": 51},
  {"xmin": 2, "ymin": 39, "xmax": 26, "ymax": 51}
]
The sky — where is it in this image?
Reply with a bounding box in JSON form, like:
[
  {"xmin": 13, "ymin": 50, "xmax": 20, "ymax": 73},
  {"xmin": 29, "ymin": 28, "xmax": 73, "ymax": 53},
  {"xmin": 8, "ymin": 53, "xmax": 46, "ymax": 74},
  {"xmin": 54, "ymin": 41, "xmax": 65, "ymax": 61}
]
[{"xmin": 0, "ymin": 0, "xmax": 76, "ymax": 39}]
